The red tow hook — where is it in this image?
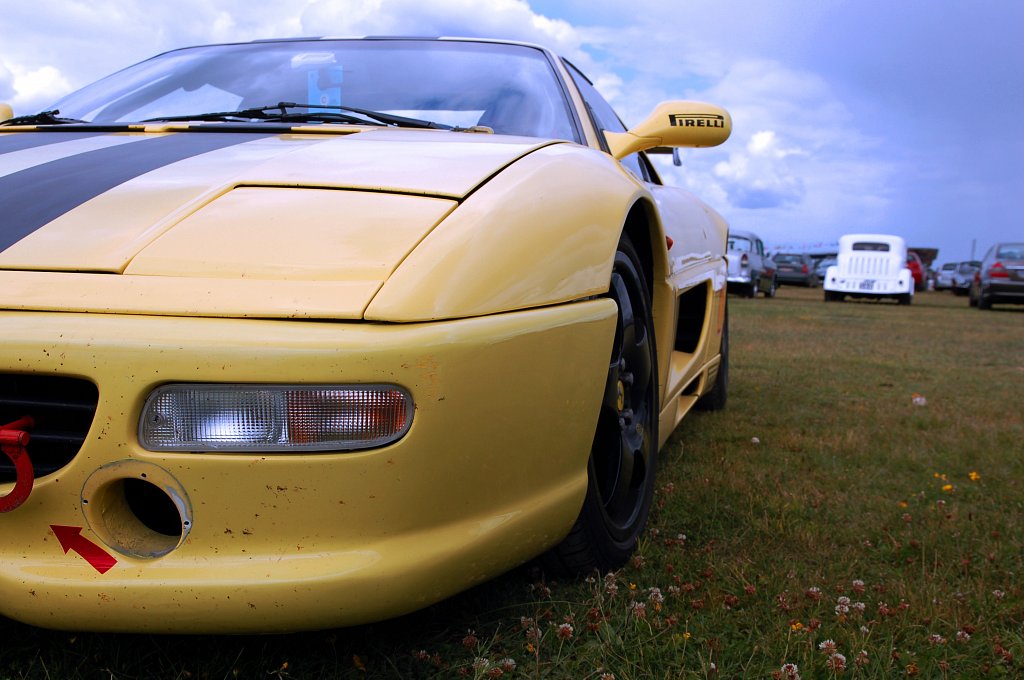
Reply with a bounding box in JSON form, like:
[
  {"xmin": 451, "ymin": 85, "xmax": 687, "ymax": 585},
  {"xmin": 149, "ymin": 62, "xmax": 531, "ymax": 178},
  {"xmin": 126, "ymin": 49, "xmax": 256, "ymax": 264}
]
[{"xmin": 1, "ymin": 416, "xmax": 36, "ymax": 513}]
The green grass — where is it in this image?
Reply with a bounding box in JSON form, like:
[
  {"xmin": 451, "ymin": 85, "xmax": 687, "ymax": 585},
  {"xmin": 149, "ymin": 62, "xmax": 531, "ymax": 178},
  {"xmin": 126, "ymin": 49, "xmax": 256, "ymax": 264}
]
[{"xmin": 2, "ymin": 288, "xmax": 1022, "ymax": 679}]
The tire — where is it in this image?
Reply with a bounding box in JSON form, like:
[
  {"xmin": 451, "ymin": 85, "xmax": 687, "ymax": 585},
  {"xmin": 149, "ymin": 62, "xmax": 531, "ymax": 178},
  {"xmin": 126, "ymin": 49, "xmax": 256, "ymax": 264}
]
[
  {"xmin": 898, "ymin": 293, "xmax": 912, "ymax": 305},
  {"xmin": 543, "ymin": 233, "xmax": 658, "ymax": 575},
  {"xmin": 764, "ymin": 276, "xmax": 777, "ymax": 298},
  {"xmin": 745, "ymin": 279, "xmax": 757, "ymax": 298},
  {"xmin": 695, "ymin": 304, "xmax": 728, "ymax": 411},
  {"xmin": 978, "ymin": 287, "xmax": 992, "ymax": 310}
]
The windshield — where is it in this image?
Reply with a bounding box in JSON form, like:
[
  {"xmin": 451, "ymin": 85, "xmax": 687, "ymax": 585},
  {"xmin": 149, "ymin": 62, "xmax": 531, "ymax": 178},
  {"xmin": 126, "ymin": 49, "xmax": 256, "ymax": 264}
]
[
  {"xmin": 852, "ymin": 242, "xmax": 890, "ymax": 252},
  {"xmin": 49, "ymin": 39, "xmax": 579, "ymax": 141},
  {"xmin": 773, "ymin": 254, "xmax": 801, "ymax": 264}
]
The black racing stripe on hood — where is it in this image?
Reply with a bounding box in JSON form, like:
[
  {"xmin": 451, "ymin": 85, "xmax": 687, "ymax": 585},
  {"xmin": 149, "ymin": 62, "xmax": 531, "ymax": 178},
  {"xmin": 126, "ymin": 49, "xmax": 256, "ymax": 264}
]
[
  {"xmin": 0, "ymin": 132, "xmax": 271, "ymax": 254},
  {"xmin": 0, "ymin": 131, "xmax": 107, "ymax": 154}
]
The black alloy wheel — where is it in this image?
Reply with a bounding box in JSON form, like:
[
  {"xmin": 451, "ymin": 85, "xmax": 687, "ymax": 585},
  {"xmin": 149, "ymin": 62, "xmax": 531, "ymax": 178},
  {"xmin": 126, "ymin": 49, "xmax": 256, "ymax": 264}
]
[{"xmin": 544, "ymin": 233, "xmax": 658, "ymax": 574}]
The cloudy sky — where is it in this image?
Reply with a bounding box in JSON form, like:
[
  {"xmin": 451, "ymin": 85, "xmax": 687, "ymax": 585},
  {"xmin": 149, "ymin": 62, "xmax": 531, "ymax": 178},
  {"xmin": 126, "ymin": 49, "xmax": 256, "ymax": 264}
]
[{"xmin": 2, "ymin": 0, "xmax": 1021, "ymax": 262}]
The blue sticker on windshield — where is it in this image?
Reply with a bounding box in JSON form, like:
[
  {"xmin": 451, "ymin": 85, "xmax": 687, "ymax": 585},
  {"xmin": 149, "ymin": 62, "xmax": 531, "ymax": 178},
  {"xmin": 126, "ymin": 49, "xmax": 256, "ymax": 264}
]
[{"xmin": 308, "ymin": 67, "xmax": 344, "ymax": 107}]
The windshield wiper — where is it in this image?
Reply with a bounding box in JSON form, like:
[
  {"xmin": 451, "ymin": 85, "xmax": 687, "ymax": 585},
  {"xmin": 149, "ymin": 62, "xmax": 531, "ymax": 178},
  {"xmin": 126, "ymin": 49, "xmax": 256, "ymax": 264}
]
[
  {"xmin": 0, "ymin": 109, "xmax": 87, "ymax": 126},
  {"xmin": 141, "ymin": 102, "xmax": 452, "ymax": 129},
  {"xmin": 141, "ymin": 103, "xmax": 371, "ymax": 125},
  {"xmin": 301, "ymin": 103, "xmax": 452, "ymax": 130}
]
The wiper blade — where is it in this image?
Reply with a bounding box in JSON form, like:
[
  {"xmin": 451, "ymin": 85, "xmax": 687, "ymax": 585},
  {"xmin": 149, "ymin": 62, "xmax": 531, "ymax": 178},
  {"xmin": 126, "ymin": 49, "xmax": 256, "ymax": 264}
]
[
  {"xmin": 307, "ymin": 103, "xmax": 452, "ymax": 130},
  {"xmin": 0, "ymin": 109, "xmax": 87, "ymax": 126},
  {"xmin": 140, "ymin": 102, "xmax": 371, "ymax": 125},
  {"xmin": 142, "ymin": 102, "xmax": 452, "ymax": 129}
]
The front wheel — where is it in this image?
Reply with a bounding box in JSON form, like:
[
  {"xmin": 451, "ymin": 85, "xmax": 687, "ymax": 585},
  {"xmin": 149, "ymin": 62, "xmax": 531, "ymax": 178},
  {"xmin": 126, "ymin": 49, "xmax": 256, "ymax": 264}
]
[
  {"xmin": 543, "ymin": 234, "xmax": 658, "ymax": 575},
  {"xmin": 764, "ymin": 276, "xmax": 777, "ymax": 298}
]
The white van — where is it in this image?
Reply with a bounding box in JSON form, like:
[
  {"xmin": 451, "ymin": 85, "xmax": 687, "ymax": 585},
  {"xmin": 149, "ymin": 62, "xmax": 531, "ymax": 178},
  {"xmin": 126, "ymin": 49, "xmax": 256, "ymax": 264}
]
[{"xmin": 823, "ymin": 233, "xmax": 914, "ymax": 304}]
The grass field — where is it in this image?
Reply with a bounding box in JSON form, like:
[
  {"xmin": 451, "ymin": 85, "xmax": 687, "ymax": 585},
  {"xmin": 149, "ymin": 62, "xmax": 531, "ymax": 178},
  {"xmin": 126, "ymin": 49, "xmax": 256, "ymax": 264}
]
[{"xmin": 2, "ymin": 287, "xmax": 1022, "ymax": 679}]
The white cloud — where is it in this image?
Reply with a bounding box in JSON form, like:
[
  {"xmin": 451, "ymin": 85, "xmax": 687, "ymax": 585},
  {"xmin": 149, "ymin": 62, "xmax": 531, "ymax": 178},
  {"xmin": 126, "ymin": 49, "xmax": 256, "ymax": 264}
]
[
  {"xmin": 0, "ymin": 62, "xmax": 14, "ymax": 102},
  {"xmin": 10, "ymin": 65, "xmax": 74, "ymax": 110},
  {"xmin": 301, "ymin": 0, "xmax": 581, "ymax": 54},
  {"xmin": 711, "ymin": 130, "xmax": 806, "ymax": 209}
]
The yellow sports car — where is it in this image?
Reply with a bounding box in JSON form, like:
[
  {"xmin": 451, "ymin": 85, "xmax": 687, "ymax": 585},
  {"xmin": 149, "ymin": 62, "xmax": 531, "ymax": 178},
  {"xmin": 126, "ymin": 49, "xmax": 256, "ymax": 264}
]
[{"xmin": 0, "ymin": 37, "xmax": 731, "ymax": 633}]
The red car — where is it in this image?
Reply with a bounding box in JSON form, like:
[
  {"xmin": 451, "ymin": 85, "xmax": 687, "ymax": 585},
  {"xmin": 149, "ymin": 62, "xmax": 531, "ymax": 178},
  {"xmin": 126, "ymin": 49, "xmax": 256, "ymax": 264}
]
[{"xmin": 907, "ymin": 252, "xmax": 926, "ymax": 291}]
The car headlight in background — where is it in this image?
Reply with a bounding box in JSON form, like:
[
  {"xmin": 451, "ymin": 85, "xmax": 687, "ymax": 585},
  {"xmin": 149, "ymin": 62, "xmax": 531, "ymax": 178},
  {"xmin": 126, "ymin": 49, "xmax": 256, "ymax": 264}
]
[{"xmin": 139, "ymin": 384, "xmax": 413, "ymax": 452}]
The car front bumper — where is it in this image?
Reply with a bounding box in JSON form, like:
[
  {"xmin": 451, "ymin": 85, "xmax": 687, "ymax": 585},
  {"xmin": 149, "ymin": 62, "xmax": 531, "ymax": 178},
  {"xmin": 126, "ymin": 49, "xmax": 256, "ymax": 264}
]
[{"xmin": 0, "ymin": 300, "xmax": 615, "ymax": 632}]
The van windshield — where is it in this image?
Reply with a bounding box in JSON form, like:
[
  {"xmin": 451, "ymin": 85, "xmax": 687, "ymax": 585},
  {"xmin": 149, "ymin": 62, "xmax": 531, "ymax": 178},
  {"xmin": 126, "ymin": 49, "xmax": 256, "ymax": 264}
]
[{"xmin": 852, "ymin": 242, "xmax": 890, "ymax": 252}]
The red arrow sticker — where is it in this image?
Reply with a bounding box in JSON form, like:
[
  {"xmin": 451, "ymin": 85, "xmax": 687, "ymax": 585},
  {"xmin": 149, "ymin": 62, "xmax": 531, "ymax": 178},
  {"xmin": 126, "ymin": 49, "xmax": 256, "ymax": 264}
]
[{"xmin": 50, "ymin": 525, "xmax": 117, "ymax": 574}]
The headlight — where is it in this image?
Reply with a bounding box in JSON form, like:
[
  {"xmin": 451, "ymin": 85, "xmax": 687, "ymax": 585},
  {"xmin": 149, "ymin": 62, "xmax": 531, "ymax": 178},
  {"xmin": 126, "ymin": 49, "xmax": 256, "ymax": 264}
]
[{"xmin": 139, "ymin": 384, "xmax": 413, "ymax": 452}]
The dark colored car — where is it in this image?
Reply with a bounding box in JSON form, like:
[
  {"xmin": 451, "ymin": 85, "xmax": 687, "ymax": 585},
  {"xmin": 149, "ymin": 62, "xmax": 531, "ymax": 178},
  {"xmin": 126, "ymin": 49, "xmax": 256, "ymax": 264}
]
[
  {"xmin": 772, "ymin": 253, "xmax": 819, "ymax": 287},
  {"xmin": 969, "ymin": 242, "xmax": 1024, "ymax": 309},
  {"xmin": 814, "ymin": 256, "xmax": 836, "ymax": 282}
]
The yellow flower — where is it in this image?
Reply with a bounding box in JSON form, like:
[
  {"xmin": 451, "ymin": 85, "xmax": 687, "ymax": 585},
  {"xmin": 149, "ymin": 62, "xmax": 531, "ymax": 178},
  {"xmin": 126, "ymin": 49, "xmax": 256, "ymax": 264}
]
[
  {"xmin": 790, "ymin": 621, "xmax": 803, "ymax": 631},
  {"xmin": 899, "ymin": 501, "xmax": 909, "ymax": 508},
  {"xmin": 942, "ymin": 484, "xmax": 954, "ymax": 493},
  {"xmin": 969, "ymin": 471, "xmax": 981, "ymax": 481},
  {"xmin": 628, "ymin": 583, "xmax": 637, "ymax": 591}
]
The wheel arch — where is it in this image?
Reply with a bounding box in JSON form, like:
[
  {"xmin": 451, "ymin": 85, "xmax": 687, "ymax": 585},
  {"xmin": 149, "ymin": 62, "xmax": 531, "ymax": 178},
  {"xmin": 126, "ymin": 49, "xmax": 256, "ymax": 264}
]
[
  {"xmin": 620, "ymin": 198, "xmax": 659, "ymax": 295},
  {"xmin": 365, "ymin": 144, "xmax": 649, "ymax": 322}
]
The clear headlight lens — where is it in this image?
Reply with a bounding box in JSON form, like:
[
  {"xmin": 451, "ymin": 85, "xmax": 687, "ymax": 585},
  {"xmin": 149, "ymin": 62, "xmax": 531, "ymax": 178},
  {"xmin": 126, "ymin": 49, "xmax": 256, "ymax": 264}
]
[{"xmin": 139, "ymin": 384, "xmax": 413, "ymax": 452}]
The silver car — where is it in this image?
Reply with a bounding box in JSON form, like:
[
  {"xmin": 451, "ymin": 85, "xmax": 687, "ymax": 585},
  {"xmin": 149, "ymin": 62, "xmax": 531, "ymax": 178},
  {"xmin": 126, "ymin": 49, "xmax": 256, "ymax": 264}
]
[
  {"xmin": 952, "ymin": 260, "xmax": 980, "ymax": 296},
  {"xmin": 969, "ymin": 243, "xmax": 1024, "ymax": 309},
  {"xmin": 934, "ymin": 262, "xmax": 958, "ymax": 290},
  {"xmin": 726, "ymin": 229, "xmax": 776, "ymax": 297}
]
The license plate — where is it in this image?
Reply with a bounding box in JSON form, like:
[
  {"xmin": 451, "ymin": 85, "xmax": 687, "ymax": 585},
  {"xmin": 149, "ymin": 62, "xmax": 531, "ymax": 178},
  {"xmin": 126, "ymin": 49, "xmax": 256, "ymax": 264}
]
[{"xmin": 859, "ymin": 280, "xmax": 875, "ymax": 291}]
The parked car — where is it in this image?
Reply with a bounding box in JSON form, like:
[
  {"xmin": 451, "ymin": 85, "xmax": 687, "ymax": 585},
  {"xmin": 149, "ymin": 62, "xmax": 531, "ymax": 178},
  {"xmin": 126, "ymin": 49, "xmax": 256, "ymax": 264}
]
[
  {"xmin": 814, "ymin": 256, "xmax": 836, "ymax": 282},
  {"xmin": 772, "ymin": 253, "xmax": 819, "ymax": 287},
  {"xmin": 952, "ymin": 260, "xmax": 981, "ymax": 296},
  {"xmin": 822, "ymin": 233, "xmax": 914, "ymax": 304},
  {"xmin": 934, "ymin": 262, "xmax": 958, "ymax": 290},
  {"xmin": 969, "ymin": 242, "xmax": 1024, "ymax": 309},
  {"xmin": 906, "ymin": 251, "xmax": 926, "ymax": 291},
  {"xmin": 0, "ymin": 37, "xmax": 733, "ymax": 633},
  {"xmin": 726, "ymin": 229, "xmax": 777, "ymax": 297}
]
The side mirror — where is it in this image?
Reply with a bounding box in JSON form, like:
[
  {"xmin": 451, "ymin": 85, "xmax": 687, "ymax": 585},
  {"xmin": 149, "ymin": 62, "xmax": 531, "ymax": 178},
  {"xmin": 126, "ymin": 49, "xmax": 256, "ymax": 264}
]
[
  {"xmin": 0, "ymin": 103, "xmax": 12, "ymax": 122},
  {"xmin": 605, "ymin": 101, "xmax": 731, "ymax": 160}
]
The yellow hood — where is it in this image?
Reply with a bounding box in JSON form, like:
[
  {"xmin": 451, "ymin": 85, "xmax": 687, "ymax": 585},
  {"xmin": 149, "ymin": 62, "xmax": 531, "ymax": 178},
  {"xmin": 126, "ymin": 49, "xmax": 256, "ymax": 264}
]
[{"xmin": 0, "ymin": 127, "xmax": 552, "ymax": 319}]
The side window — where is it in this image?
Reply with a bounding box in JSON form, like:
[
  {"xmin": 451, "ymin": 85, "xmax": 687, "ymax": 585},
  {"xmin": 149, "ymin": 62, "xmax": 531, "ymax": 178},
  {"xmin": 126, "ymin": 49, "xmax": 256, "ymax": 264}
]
[{"xmin": 563, "ymin": 60, "xmax": 649, "ymax": 182}]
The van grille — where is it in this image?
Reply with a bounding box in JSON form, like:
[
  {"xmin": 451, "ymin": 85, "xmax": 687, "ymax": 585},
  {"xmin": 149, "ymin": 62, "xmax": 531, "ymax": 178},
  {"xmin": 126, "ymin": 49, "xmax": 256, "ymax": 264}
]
[
  {"xmin": 0, "ymin": 375, "xmax": 98, "ymax": 483},
  {"xmin": 844, "ymin": 255, "xmax": 896, "ymax": 278}
]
